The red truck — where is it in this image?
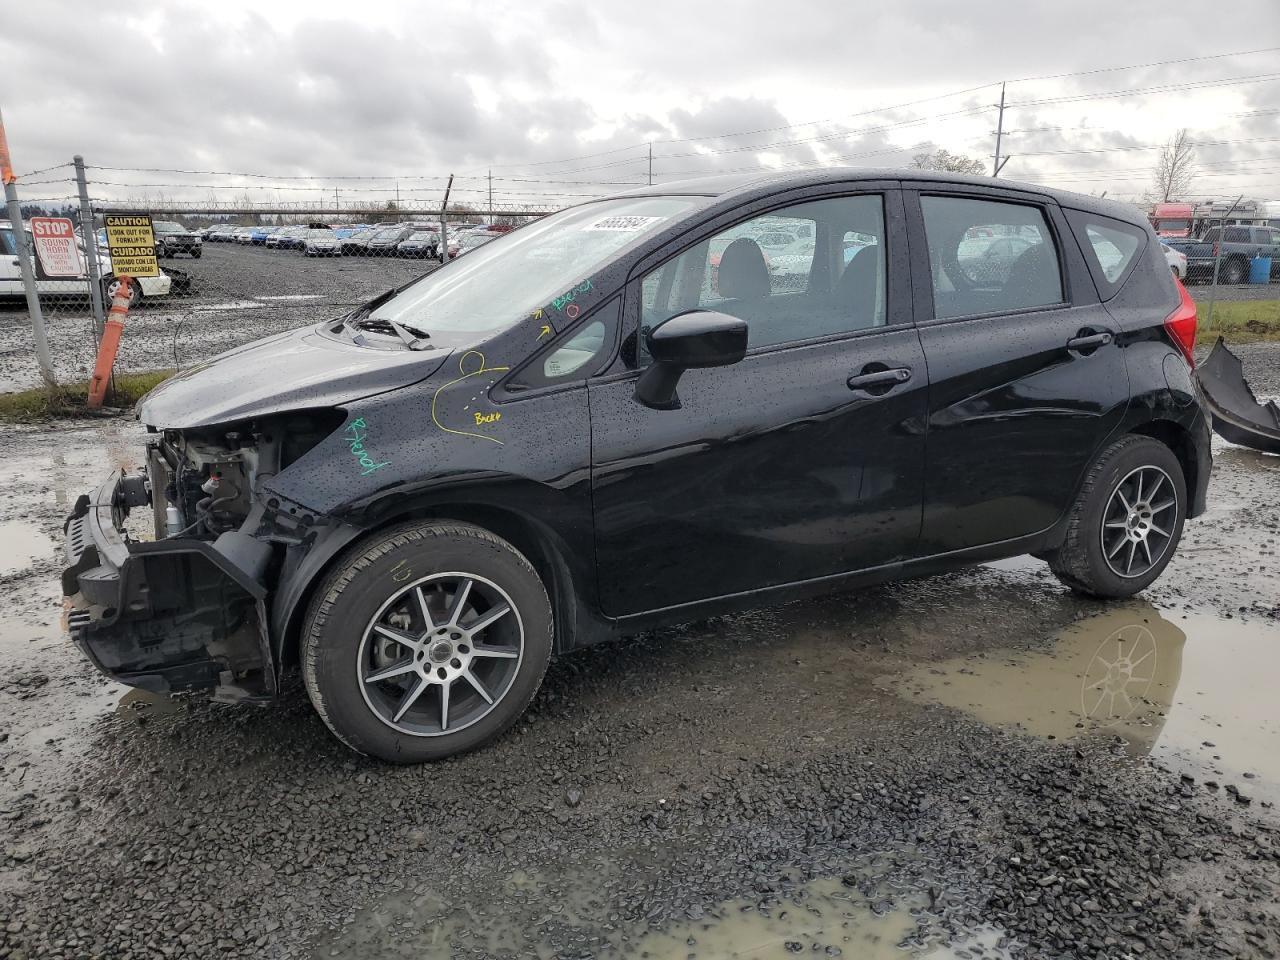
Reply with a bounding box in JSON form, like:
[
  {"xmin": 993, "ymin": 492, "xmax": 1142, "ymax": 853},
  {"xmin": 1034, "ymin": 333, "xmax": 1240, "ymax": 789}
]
[{"xmin": 1150, "ymin": 202, "xmax": 1195, "ymax": 239}]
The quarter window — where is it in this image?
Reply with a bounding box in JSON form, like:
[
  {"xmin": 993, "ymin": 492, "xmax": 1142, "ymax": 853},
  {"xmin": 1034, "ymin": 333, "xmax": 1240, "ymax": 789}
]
[
  {"xmin": 639, "ymin": 195, "xmax": 886, "ymax": 352},
  {"xmin": 920, "ymin": 196, "xmax": 1063, "ymax": 319}
]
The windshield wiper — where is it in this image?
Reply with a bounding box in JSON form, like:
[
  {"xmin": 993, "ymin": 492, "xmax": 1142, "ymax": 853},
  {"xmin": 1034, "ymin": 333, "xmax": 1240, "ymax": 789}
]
[
  {"xmin": 352, "ymin": 316, "xmax": 432, "ymax": 349},
  {"xmin": 330, "ymin": 285, "xmax": 432, "ymax": 348}
]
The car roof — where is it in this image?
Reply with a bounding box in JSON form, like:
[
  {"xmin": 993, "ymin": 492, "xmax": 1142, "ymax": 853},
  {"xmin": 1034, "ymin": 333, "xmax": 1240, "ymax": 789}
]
[{"xmin": 609, "ymin": 167, "xmax": 1151, "ymax": 229}]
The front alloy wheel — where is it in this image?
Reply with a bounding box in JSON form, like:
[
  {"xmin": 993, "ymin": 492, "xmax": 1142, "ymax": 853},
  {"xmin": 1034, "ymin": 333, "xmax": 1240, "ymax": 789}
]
[
  {"xmin": 302, "ymin": 521, "xmax": 552, "ymax": 763},
  {"xmin": 358, "ymin": 573, "xmax": 524, "ymax": 736}
]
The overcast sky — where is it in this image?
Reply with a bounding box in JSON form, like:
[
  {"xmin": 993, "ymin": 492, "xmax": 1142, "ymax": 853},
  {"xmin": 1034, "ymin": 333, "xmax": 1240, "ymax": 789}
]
[{"xmin": 5, "ymin": 0, "xmax": 1280, "ymax": 212}]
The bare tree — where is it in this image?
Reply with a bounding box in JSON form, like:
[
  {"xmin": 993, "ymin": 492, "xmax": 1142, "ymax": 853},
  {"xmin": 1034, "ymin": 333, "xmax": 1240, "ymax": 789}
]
[
  {"xmin": 1151, "ymin": 129, "xmax": 1196, "ymax": 202},
  {"xmin": 911, "ymin": 148, "xmax": 987, "ymax": 176}
]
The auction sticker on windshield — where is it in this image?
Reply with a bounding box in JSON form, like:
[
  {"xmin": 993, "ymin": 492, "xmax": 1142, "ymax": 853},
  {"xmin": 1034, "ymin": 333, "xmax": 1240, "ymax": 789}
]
[
  {"xmin": 584, "ymin": 215, "xmax": 665, "ymax": 232},
  {"xmin": 30, "ymin": 217, "xmax": 84, "ymax": 278},
  {"xmin": 103, "ymin": 214, "xmax": 159, "ymax": 277}
]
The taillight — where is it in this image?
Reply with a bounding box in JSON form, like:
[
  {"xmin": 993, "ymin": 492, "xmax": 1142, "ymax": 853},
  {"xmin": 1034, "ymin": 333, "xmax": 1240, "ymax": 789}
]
[
  {"xmin": 1164, "ymin": 278, "xmax": 1198, "ymax": 369},
  {"xmin": 1211, "ymin": 241, "xmax": 1219, "ymax": 258}
]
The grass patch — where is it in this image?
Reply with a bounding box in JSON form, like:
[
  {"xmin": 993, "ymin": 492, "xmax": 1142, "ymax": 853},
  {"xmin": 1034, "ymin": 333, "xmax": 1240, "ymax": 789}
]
[
  {"xmin": 0, "ymin": 369, "xmax": 174, "ymax": 422},
  {"xmin": 1196, "ymin": 299, "xmax": 1280, "ymax": 345}
]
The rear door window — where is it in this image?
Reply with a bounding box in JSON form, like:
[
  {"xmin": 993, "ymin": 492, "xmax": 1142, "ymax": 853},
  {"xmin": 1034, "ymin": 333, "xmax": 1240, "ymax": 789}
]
[{"xmin": 920, "ymin": 196, "xmax": 1063, "ymax": 319}]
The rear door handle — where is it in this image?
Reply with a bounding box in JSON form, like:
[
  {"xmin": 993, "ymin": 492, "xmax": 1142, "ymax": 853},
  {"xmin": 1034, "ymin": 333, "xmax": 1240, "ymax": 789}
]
[
  {"xmin": 1066, "ymin": 332, "xmax": 1113, "ymax": 352},
  {"xmin": 847, "ymin": 367, "xmax": 912, "ymax": 392}
]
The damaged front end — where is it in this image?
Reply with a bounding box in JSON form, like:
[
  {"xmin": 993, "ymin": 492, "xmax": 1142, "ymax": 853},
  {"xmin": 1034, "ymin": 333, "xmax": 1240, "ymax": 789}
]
[{"xmin": 62, "ymin": 410, "xmax": 343, "ymax": 702}]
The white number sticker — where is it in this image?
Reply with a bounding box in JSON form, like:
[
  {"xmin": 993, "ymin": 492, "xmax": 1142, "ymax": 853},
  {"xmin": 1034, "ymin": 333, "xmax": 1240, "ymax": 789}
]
[{"xmin": 584, "ymin": 215, "xmax": 665, "ymax": 233}]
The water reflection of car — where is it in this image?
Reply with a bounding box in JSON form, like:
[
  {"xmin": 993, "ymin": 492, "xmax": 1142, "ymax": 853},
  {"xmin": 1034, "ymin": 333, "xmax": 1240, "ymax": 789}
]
[{"xmin": 958, "ymin": 235, "xmax": 1036, "ymax": 283}]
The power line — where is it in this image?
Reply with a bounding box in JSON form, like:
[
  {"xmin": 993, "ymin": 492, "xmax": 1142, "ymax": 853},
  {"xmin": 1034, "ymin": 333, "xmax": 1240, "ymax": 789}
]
[{"xmin": 1004, "ymin": 45, "xmax": 1280, "ymax": 84}]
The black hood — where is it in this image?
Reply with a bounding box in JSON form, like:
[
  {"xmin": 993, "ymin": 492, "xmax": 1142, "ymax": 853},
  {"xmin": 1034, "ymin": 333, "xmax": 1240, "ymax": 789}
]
[{"xmin": 138, "ymin": 325, "xmax": 452, "ymax": 429}]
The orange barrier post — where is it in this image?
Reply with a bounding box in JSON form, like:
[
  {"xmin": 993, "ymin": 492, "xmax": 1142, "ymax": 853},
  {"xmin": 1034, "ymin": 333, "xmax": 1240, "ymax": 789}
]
[{"xmin": 87, "ymin": 277, "xmax": 131, "ymax": 408}]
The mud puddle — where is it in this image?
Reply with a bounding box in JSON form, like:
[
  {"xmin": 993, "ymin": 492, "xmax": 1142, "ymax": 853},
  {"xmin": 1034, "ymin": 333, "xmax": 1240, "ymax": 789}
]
[
  {"xmin": 0, "ymin": 519, "xmax": 56, "ymax": 577},
  {"xmin": 315, "ymin": 854, "xmax": 1013, "ymax": 959},
  {"xmin": 883, "ymin": 603, "xmax": 1280, "ymax": 807}
]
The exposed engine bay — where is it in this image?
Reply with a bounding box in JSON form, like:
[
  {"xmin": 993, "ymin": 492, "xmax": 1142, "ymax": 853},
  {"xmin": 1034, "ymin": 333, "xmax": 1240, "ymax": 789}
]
[{"xmin": 62, "ymin": 410, "xmax": 344, "ymax": 702}]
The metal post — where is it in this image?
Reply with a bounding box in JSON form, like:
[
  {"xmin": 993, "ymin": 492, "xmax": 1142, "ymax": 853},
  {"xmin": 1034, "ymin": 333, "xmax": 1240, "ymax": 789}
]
[
  {"xmin": 0, "ymin": 108, "xmax": 57, "ymax": 387},
  {"xmin": 992, "ymin": 82, "xmax": 1008, "ymax": 178},
  {"xmin": 648, "ymin": 142, "xmax": 653, "ymax": 186},
  {"xmin": 440, "ymin": 173, "xmax": 453, "ymax": 265},
  {"xmin": 1206, "ymin": 195, "xmax": 1243, "ymax": 331},
  {"xmin": 74, "ymin": 155, "xmax": 106, "ymax": 341},
  {"xmin": 487, "ymin": 169, "xmax": 493, "ymax": 226}
]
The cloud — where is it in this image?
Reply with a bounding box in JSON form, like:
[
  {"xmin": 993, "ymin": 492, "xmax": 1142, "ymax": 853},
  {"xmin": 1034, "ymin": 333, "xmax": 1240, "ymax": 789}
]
[{"xmin": 4, "ymin": 0, "xmax": 1280, "ymax": 208}]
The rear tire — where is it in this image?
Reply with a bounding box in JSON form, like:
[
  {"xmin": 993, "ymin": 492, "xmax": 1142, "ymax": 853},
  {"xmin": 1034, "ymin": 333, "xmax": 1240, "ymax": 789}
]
[
  {"xmin": 1047, "ymin": 435, "xmax": 1185, "ymax": 599},
  {"xmin": 302, "ymin": 521, "xmax": 553, "ymax": 763},
  {"xmin": 1220, "ymin": 258, "xmax": 1247, "ymax": 285}
]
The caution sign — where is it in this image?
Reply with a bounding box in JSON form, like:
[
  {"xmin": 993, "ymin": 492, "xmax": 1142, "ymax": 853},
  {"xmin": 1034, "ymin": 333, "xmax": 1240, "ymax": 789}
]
[
  {"xmin": 30, "ymin": 217, "xmax": 85, "ymax": 279},
  {"xmin": 103, "ymin": 214, "xmax": 159, "ymax": 278}
]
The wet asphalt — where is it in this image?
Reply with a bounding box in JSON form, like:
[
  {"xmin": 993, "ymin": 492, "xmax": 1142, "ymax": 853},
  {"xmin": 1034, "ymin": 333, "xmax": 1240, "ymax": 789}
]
[{"xmin": 0, "ymin": 348, "xmax": 1278, "ymax": 958}]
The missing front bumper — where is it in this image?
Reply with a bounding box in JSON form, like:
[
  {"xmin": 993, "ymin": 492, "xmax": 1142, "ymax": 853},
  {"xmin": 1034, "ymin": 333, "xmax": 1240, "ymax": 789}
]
[{"xmin": 62, "ymin": 472, "xmax": 277, "ymax": 702}]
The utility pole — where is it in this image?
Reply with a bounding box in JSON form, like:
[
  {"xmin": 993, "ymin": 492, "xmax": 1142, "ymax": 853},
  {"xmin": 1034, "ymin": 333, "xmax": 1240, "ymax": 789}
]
[
  {"xmin": 992, "ymin": 81, "xmax": 1009, "ymax": 177},
  {"xmin": 648, "ymin": 142, "xmax": 653, "ymax": 186},
  {"xmin": 1206, "ymin": 194, "xmax": 1244, "ymax": 330},
  {"xmin": 487, "ymin": 169, "xmax": 493, "ymax": 226},
  {"xmin": 0, "ymin": 107, "xmax": 57, "ymax": 387},
  {"xmin": 440, "ymin": 173, "xmax": 453, "ymax": 265},
  {"xmin": 74, "ymin": 155, "xmax": 106, "ymax": 342}
]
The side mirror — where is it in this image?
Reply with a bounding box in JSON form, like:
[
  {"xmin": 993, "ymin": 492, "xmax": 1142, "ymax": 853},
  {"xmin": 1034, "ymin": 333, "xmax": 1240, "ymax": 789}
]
[{"xmin": 634, "ymin": 310, "xmax": 748, "ymax": 410}]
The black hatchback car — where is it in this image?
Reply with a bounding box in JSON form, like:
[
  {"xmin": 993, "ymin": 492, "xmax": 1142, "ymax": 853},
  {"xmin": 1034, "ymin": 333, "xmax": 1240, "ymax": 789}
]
[{"xmin": 62, "ymin": 169, "xmax": 1210, "ymax": 762}]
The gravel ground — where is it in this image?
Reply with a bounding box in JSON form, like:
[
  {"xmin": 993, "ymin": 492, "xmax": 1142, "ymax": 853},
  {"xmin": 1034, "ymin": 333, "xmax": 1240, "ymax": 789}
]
[
  {"xmin": 0, "ymin": 244, "xmax": 438, "ymax": 391},
  {"xmin": 0, "ymin": 348, "xmax": 1277, "ymax": 958}
]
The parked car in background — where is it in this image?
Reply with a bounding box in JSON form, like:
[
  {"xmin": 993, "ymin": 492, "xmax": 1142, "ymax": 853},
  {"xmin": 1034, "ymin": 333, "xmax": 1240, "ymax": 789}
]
[
  {"xmin": 60, "ymin": 169, "xmax": 1209, "ymax": 763},
  {"xmin": 396, "ymin": 230, "xmax": 440, "ymax": 259},
  {"xmin": 302, "ymin": 227, "xmax": 342, "ymax": 257},
  {"xmin": 365, "ymin": 224, "xmax": 416, "ymax": 256},
  {"xmin": 207, "ymin": 225, "xmax": 237, "ymax": 242},
  {"xmin": 233, "ymin": 226, "xmax": 256, "ymax": 244},
  {"xmin": 341, "ymin": 228, "xmax": 377, "ymax": 256},
  {"xmin": 153, "ymin": 220, "xmax": 202, "ymax": 259},
  {"xmin": 1, "ymin": 220, "xmax": 172, "ymax": 307},
  {"xmin": 248, "ymin": 226, "xmax": 276, "ymax": 245},
  {"xmin": 1166, "ymin": 225, "xmax": 1280, "ymax": 284},
  {"xmin": 266, "ymin": 226, "xmax": 304, "ymax": 249},
  {"xmin": 1162, "ymin": 242, "xmax": 1187, "ymax": 279}
]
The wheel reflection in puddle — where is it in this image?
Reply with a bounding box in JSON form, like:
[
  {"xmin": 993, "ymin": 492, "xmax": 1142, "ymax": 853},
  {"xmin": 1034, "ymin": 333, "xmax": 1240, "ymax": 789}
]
[{"xmin": 882, "ymin": 603, "xmax": 1280, "ymax": 806}]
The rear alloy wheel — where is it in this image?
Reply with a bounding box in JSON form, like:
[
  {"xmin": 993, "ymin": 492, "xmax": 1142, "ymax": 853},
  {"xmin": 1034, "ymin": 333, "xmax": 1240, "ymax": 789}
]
[
  {"xmin": 302, "ymin": 521, "xmax": 552, "ymax": 762},
  {"xmin": 1047, "ymin": 436, "xmax": 1186, "ymax": 598},
  {"xmin": 1220, "ymin": 258, "xmax": 1247, "ymax": 285}
]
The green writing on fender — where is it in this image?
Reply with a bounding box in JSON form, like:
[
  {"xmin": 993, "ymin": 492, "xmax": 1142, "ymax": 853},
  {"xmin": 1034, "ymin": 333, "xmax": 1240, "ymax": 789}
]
[{"xmin": 346, "ymin": 417, "xmax": 390, "ymax": 475}]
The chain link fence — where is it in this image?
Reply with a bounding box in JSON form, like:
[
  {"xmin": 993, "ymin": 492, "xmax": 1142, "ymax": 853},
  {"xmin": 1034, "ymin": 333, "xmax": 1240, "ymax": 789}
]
[{"xmin": 1, "ymin": 161, "xmax": 571, "ymax": 395}]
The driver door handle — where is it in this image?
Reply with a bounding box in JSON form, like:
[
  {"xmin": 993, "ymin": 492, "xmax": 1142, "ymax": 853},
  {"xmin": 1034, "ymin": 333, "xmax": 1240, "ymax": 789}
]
[{"xmin": 847, "ymin": 367, "xmax": 912, "ymax": 391}]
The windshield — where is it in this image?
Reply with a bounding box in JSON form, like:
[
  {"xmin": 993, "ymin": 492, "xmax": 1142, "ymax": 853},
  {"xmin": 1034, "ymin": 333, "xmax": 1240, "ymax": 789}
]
[
  {"xmin": 154, "ymin": 221, "xmax": 184, "ymax": 233},
  {"xmin": 408, "ymin": 231, "xmax": 435, "ymax": 240},
  {"xmin": 1157, "ymin": 219, "xmax": 1190, "ymax": 231},
  {"xmin": 307, "ymin": 229, "xmax": 334, "ymax": 238},
  {"xmin": 371, "ymin": 197, "xmax": 701, "ymax": 334}
]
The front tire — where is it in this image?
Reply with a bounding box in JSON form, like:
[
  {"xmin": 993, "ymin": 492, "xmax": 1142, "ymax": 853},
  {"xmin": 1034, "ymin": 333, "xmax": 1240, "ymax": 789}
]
[
  {"xmin": 1047, "ymin": 435, "xmax": 1186, "ymax": 598},
  {"xmin": 302, "ymin": 521, "xmax": 553, "ymax": 763}
]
